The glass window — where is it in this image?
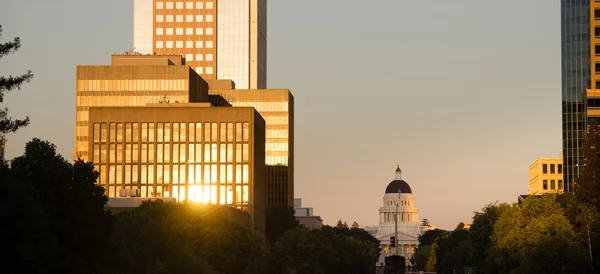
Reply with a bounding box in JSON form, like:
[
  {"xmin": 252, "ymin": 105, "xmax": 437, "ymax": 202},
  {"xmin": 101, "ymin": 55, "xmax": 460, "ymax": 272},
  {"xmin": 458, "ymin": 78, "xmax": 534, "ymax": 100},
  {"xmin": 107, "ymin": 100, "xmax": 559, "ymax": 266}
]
[
  {"xmin": 157, "ymin": 144, "xmax": 163, "ymax": 163},
  {"xmin": 116, "ymin": 165, "xmax": 123, "ymax": 185},
  {"xmin": 109, "ymin": 165, "xmax": 115, "ymax": 184},
  {"xmin": 176, "ymin": 2, "xmax": 183, "ymax": 9},
  {"xmin": 180, "ymin": 123, "xmax": 187, "ymax": 142},
  {"xmin": 157, "ymin": 165, "xmax": 163, "ymax": 184},
  {"xmin": 558, "ymin": 164, "xmax": 563, "ymax": 174},
  {"xmin": 189, "ymin": 123, "xmax": 195, "ymax": 142},
  {"xmin": 227, "ymin": 164, "xmax": 233, "ymax": 183},
  {"xmin": 179, "ymin": 165, "xmax": 186, "ymax": 184},
  {"xmin": 227, "ymin": 144, "xmax": 233, "ymax": 162},
  {"xmin": 543, "ymin": 180, "xmax": 548, "ymax": 190},
  {"xmin": 176, "ymin": 41, "xmax": 183, "ymax": 48},
  {"xmin": 186, "ymin": 28, "xmax": 193, "ymax": 35},
  {"xmin": 141, "ymin": 123, "xmax": 148, "ymax": 142},
  {"xmin": 156, "ymin": 2, "xmax": 163, "ymax": 9},
  {"xmin": 156, "ymin": 41, "xmax": 164, "ymax": 48},
  {"xmin": 148, "ymin": 123, "xmax": 155, "ymax": 142},
  {"xmin": 166, "ymin": 41, "xmax": 173, "ymax": 48},
  {"xmin": 204, "ymin": 144, "xmax": 210, "ymax": 162},
  {"xmin": 166, "ymin": 2, "xmax": 173, "ymax": 9},
  {"xmin": 176, "ymin": 28, "xmax": 183, "ymax": 35},
  {"xmin": 117, "ymin": 144, "xmax": 123, "ymax": 163},
  {"xmin": 164, "ymin": 144, "xmax": 170, "ymax": 162},
  {"xmin": 543, "ymin": 164, "xmax": 548, "ymax": 174},
  {"xmin": 164, "ymin": 123, "xmax": 171, "ymax": 142},
  {"xmin": 188, "ymin": 144, "xmax": 195, "ymax": 163},
  {"xmin": 185, "ymin": 41, "xmax": 193, "ymax": 48},
  {"xmin": 206, "ymin": 1, "xmax": 213, "ymax": 9},
  {"xmin": 156, "ymin": 15, "xmax": 164, "ymax": 22},
  {"xmin": 166, "ymin": 15, "xmax": 173, "ymax": 22},
  {"xmin": 164, "ymin": 165, "xmax": 170, "ymax": 184},
  {"xmin": 206, "ymin": 28, "xmax": 213, "ymax": 35},
  {"xmin": 109, "ymin": 144, "xmax": 115, "ymax": 163},
  {"xmin": 186, "ymin": 1, "xmax": 193, "ymax": 9},
  {"xmin": 93, "ymin": 144, "xmax": 100, "ymax": 162},
  {"xmin": 236, "ymin": 164, "xmax": 241, "ymax": 184},
  {"xmin": 173, "ymin": 164, "xmax": 179, "ymax": 184},
  {"xmin": 206, "ymin": 41, "xmax": 213, "ymax": 48},
  {"xmin": 236, "ymin": 144, "xmax": 242, "ymax": 163},
  {"xmin": 148, "ymin": 165, "xmax": 154, "ymax": 185},
  {"xmin": 125, "ymin": 144, "xmax": 131, "ymax": 163},
  {"xmin": 220, "ymin": 123, "xmax": 226, "ymax": 141},
  {"xmin": 211, "ymin": 123, "xmax": 217, "ymax": 142},
  {"xmin": 132, "ymin": 144, "xmax": 139, "ymax": 163},
  {"xmin": 100, "ymin": 165, "xmax": 107, "ymax": 184},
  {"xmin": 149, "ymin": 144, "xmax": 155, "ymax": 163},
  {"xmin": 176, "ymin": 15, "xmax": 183, "ymax": 22},
  {"xmin": 550, "ymin": 164, "xmax": 555, "ymax": 174},
  {"xmin": 206, "ymin": 15, "xmax": 213, "ymax": 22},
  {"xmin": 196, "ymin": 15, "xmax": 203, "ymax": 22},
  {"xmin": 559, "ymin": 180, "xmax": 563, "ymax": 190},
  {"xmin": 236, "ymin": 123, "xmax": 242, "ymax": 142},
  {"xmin": 166, "ymin": 28, "xmax": 173, "ymax": 35},
  {"xmin": 242, "ymin": 144, "xmax": 248, "ymax": 162},
  {"xmin": 186, "ymin": 14, "xmax": 193, "ymax": 22},
  {"xmin": 173, "ymin": 123, "xmax": 179, "ymax": 142},
  {"xmin": 195, "ymin": 67, "xmax": 203, "ymax": 74},
  {"xmin": 109, "ymin": 123, "xmax": 116, "ymax": 142},
  {"xmin": 211, "ymin": 144, "xmax": 217, "ymax": 163},
  {"xmin": 157, "ymin": 123, "xmax": 163, "ymax": 142},
  {"xmin": 243, "ymin": 123, "xmax": 249, "ymax": 142},
  {"xmin": 220, "ymin": 144, "xmax": 226, "ymax": 163},
  {"xmin": 180, "ymin": 144, "xmax": 186, "ymax": 162},
  {"xmin": 196, "ymin": 1, "xmax": 203, "ymax": 9},
  {"xmin": 173, "ymin": 144, "xmax": 179, "ymax": 163},
  {"xmin": 132, "ymin": 123, "xmax": 139, "ymax": 142},
  {"xmin": 227, "ymin": 123, "xmax": 233, "ymax": 142},
  {"xmin": 141, "ymin": 165, "xmax": 147, "ymax": 184},
  {"xmin": 195, "ymin": 54, "xmax": 203, "ymax": 62},
  {"xmin": 196, "ymin": 144, "xmax": 202, "ymax": 163},
  {"xmin": 141, "ymin": 144, "xmax": 148, "ymax": 163},
  {"xmin": 196, "ymin": 41, "xmax": 203, "ymax": 48},
  {"xmin": 125, "ymin": 165, "xmax": 131, "ymax": 184},
  {"xmin": 242, "ymin": 164, "xmax": 248, "ymax": 184},
  {"xmin": 125, "ymin": 123, "xmax": 132, "ymax": 142},
  {"xmin": 156, "ymin": 28, "xmax": 164, "ymax": 35},
  {"xmin": 551, "ymin": 180, "xmax": 556, "ymax": 190}
]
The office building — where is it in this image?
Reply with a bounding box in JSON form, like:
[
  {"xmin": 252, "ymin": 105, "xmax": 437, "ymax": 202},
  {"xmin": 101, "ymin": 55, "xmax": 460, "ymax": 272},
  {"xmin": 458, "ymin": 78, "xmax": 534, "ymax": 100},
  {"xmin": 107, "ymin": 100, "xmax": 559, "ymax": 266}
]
[
  {"xmin": 528, "ymin": 154, "xmax": 564, "ymax": 195},
  {"xmin": 75, "ymin": 54, "xmax": 208, "ymax": 159},
  {"xmin": 133, "ymin": 0, "xmax": 267, "ymax": 89},
  {"xmin": 209, "ymin": 88, "xmax": 294, "ymax": 206},
  {"xmin": 88, "ymin": 103, "xmax": 266, "ymax": 232},
  {"xmin": 293, "ymin": 198, "xmax": 323, "ymax": 229},
  {"xmin": 560, "ymin": 1, "xmax": 600, "ymax": 191}
]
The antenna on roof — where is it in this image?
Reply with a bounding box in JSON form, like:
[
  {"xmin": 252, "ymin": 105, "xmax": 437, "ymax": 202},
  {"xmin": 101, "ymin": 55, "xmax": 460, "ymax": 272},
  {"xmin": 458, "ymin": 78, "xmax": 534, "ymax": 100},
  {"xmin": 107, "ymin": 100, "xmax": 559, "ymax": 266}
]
[{"xmin": 126, "ymin": 47, "xmax": 136, "ymax": 55}]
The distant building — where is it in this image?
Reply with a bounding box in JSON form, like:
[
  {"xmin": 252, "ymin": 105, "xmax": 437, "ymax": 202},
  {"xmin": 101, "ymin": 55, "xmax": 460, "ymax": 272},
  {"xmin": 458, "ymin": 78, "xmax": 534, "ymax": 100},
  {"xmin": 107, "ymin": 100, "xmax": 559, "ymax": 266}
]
[
  {"xmin": 376, "ymin": 166, "xmax": 419, "ymax": 265},
  {"xmin": 294, "ymin": 198, "xmax": 323, "ymax": 229},
  {"xmin": 528, "ymin": 153, "xmax": 564, "ymax": 195},
  {"xmin": 364, "ymin": 225, "xmax": 378, "ymax": 238}
]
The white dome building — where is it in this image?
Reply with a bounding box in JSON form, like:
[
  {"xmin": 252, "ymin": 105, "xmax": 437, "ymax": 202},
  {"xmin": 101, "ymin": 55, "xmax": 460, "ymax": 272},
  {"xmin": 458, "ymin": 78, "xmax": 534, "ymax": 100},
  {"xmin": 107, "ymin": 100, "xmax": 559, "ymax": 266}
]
[{"xmin": 376, "ymin": 166, "xmax": 419, "ymax": 265}]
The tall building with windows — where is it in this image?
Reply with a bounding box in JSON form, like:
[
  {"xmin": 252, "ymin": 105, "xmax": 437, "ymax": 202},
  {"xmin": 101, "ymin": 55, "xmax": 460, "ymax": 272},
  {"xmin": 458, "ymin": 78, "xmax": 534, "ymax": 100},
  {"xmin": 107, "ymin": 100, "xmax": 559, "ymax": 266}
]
[
  {"xmin": 75, "ymin": 54, "xmax": 208, "ymax": 159},
  {"xmin": 561, "ymin": 1, "xmax": 600, "ymax": 192},
  {"xmin": 133, "ymin": 0, "xmax": 267, "ymax": 89},
  {"xmin": 209, "ymin": 88, "xmax": 294, "ymax": 206},
  {"xmin": 528, "ymin": 154, "xmax": 564, "ymax": 195},
  {"xmin": 88, "ymin": 104, "xmax": 266, "ymax": 232}
]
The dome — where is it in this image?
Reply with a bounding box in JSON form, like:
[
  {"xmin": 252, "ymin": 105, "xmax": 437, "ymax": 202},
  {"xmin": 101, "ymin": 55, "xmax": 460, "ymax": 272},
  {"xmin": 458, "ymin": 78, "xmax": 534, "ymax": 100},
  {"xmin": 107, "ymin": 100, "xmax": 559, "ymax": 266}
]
[
  {"xmin": 385, "ymin": 165, "xmax": 412, "ymax": 194},
  {"xmin": 385, "ymin": 180, "xmax": 412, "ymax": 194}
]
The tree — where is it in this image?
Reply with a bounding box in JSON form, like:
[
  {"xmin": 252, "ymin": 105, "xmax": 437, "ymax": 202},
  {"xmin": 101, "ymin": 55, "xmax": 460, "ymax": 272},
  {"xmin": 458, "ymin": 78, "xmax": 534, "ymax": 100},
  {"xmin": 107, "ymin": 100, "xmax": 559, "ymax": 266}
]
[
  {"xmin": 413, "ymin": 246, "xmax": 431, "ymax": 271},
  {"xmin": 575, "ymin": 121, "xmax": 600, "ymax": 209},
  {"xmin": 0, "ymin": 25, "xmax": 33, "ymax": 134},
  {"xmin": 336, "ymin": 219, "xmax": 349, "ymax": 229},
  {"xmin": 468, "ymin": 202, "xmax": 510, "ymax": 272},
  {"xmin": 421, "ymin": 218, "xmax": 431, "ymax": 227},
  {"xmin": 351, "ymin": 221, "xmax": 360, "ymax": 229},
  {"xmin": 1, "ymin": 139, "xmax": 111, "ymax": 273},
  {"xmin": 418, "ymin": 229, "xmax": 448, "ymax": 247},
  {"xmin": 265, "ymin": 205, "xmax": 298, "ymax": 244}
]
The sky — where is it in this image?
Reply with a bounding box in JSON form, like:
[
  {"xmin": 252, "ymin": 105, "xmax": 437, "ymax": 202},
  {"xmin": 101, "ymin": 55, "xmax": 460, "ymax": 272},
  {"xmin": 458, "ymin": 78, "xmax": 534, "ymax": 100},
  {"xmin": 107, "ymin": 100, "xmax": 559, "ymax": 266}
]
[{"xmin": 0, "ymin": 0, "xmax": 561, "ymax": 230}]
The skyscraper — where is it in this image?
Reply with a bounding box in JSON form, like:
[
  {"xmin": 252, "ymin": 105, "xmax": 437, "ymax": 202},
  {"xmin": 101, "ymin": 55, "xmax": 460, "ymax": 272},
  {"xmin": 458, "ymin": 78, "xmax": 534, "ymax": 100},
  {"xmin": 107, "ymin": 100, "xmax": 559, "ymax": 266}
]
[
  {"xmin": 561, "ymin": 1, "xmax": 592, "ymax": 192},
  {"xmin": 133, "ymin": 0, "xmax": 267, "ymax": 89}
]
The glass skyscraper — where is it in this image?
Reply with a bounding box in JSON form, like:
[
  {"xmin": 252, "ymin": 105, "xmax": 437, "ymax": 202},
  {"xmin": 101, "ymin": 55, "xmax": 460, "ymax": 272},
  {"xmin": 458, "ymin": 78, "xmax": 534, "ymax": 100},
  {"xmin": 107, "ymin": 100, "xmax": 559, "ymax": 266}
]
[{"xmin": 561, "ymin": 0, "xmax": 591, "ymax": 192}]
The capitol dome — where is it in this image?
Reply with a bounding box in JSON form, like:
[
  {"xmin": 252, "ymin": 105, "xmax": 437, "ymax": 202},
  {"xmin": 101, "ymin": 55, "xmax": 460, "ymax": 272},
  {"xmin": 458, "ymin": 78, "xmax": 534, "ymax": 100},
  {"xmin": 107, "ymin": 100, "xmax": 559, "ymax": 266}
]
[{"xmin": 385, "ymin": 166, "xmax": 412, "ymax": 194}]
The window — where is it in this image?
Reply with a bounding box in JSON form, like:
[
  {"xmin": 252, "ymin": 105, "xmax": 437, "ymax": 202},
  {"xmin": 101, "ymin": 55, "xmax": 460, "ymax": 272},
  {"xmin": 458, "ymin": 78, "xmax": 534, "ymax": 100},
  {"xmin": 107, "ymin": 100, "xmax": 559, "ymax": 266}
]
[
  {"xmin": 196, "ymin": 1, "xmax": 203, "ymax": 9},
  {"xmin": 186, "ymin": 41, "xmax": 193, "ymax": 48},
  {"xmin": 166, "ymin": 41, "xmax": 173, "ymax": 48},
  {"xmin": 156, "ymin": 15, "xmax": 164, "ymax": 22},
  {"xmin": 156, "ymin": 41, "xmax": 164, "ymax": 48},
  {"xmin": 196, "ymin": 28, "xmax": 203, "ymax": 35},
  {"xmin": 206, "ymin": 67, "xmax": 213, "ymax": 74},
  {"xmin": 186, "ymin": 1, "xmax": 193, "ymax": 9},
  {"xmin": 195, "ymin": 54, "xmax": 203, "ymax": 61},
  {"xmin": 550, "ymin": 180, "xmax": 556, "ymax": 190},
  {"xmin": 206, "ymin": 15, "xmax": 213, "ymax": 22},
  {"xmin": 186, "ymin": 54, "xmax": 193, "ymax": 61},
  {"xmin": 166, "ymin": 28, "xmax": 173, "ymax": 35},
  {"xmin": 206, "ymin": 28, "xmax": 213, "ymax": 35},
  {"xmin": 195, "ymin": 67, "xmax": 203, "ymax": 74},
  {"xmin": 559, "ymin": 180, "xmax": 563, "ymax": 190},
  {"xmin": 176, "ymin": 15, "xmax": 183, "ymax": 22},
  {"xmin": 176, "ymin": 41, "xmax": 183, "ymax": 48},
  {"xmin": 206, "ymin": 54, "xmax": 213, "ymax": 61},
  {"xmin": 186, "ymin": 14, "xmax": 193, "ymax": 22},
  {"xmin": 166, "ymin": 2, "xmax": 173, "ymax": 9},
  {"xmin": 176, "ymin": 2, "xmax": 183, "ymax": 9},
  {"xmin": 176, "ymin": 28, "xmax": 183, "ymax": 35},
  {"xmin": 543, "ymin": 180, "xmax": 548, "ymax": 190},
  {"xmin": 558, "ymin": 164, "xmax": 563, "ymax": 174},
  {"xmin": 166, "ymin": 15, "xmax": 173, "ymax": 22},
  {"xmin": 543, "ymin": 164, "xmax": 547, "ymax": 174},
  {"xmin": 206, "ymin": 41, "xmax": 213, "ymax": 48},
  {"xmin": 206, "ymin": 1, "xmax": 213, "ymax": 9},
  {"xmin": 195, "ymin": 41, "xmax": 203, "ymax": 48},
  {"xmin": 156, "ymin": 2, "xmax": 164, "ymax": 9},
  {"xmin": 196, "ymin": 15, "xmax": 203, "ymax": 22},
  {"xmin": 186, "ymin": 28, "xmax": 193, "ymax": 35},
  {"xmin": 156, "ymin": 28, "xmax": 163, "ymax": 35},
  {"xmin": 550, "ymin": 164, "xmax": 555, "ymax": 174}
]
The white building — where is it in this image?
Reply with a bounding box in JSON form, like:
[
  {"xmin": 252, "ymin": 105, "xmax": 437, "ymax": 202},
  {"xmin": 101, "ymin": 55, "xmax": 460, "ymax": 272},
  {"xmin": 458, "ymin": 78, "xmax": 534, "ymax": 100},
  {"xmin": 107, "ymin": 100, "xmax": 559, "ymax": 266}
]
[
  {"xmin": 376, "ymin": 166, "xmax": 419, "ymax": 265},
  {"xmin": 294, "ymin": 198, "xmax": 323, "ymax": 229}
]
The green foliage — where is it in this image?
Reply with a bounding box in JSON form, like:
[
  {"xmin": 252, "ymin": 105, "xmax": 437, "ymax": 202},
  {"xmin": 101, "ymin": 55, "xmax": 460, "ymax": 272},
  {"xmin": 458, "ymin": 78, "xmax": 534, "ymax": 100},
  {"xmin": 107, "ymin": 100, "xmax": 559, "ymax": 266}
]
[
  {"xmin": 418, "ymin": 228, "xmax": 448, "ymax": 247},
  {"xmin": 265, "ymin": 205, "xmax": 298, "ymax": 244},
  {"xmin": 412, "ymin": 246, "xmax": 430, "ymax": 271},
  {"xmin": 0, "ymin": 139, "xmax": 111, "ymax": 273},
  {"xmin": 271, "ymin": 225, "xmax": 379, "ymax": 274},
  {"xmin": 0, "ymin": 25, "xmax": 33, "ymax": 134},
  {"xmin": 108, "ymin": 201, "xmax": 267, "ymax": 274}
]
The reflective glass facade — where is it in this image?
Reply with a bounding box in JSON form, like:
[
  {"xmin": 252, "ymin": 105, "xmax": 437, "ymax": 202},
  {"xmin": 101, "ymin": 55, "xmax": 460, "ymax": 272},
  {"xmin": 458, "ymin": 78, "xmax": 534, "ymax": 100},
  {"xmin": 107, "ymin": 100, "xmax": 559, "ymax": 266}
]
[
  {"xmin": 88, "ymin": 106, "xmax": 266, "ymax": 232},
  {"xmin": 209, "ymin": 89, "xmax": 294, "ymax": 206},
  {"xmin": 561, "ymin": 0, "xmax": 591, "ymax": 192},
  {"xmin": 75, "ymin": 55, "xmax": 207, "ymax": 159}
]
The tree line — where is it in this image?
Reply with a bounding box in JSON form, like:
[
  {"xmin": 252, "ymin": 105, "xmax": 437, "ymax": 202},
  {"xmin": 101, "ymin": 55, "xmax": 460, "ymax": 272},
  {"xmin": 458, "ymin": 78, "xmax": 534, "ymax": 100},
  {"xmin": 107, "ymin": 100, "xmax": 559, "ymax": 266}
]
[{"xmin": 412, "ymin": 123, "xmax": 600, "ymax": 274}]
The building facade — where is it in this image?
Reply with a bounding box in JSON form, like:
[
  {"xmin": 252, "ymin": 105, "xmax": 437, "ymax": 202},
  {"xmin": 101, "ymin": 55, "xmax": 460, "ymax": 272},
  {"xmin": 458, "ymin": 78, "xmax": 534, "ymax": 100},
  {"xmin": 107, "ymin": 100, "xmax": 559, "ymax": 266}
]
[
  {"xmin": 293, "ymin": 198, "xmax": 323, "ymax": 229},
  {"xmin": 376, "ymin": 166, "xmax": 419, "ymax": 265},
  {"xmin": 133, "ymin": 0, "xmax": 267, "ymax": 89},
  {"xmin": 209, "ymin": 88, "xmax": 294, "ymax": 206},
  {"xmin": 75, "ymin": 55, "xmax": 208, "ymax": 159},
  {"xmin": 88, "ymin": 103, "xmax": 266, "ymax": 232},
  {"xmin": 528, "ymin": 154, "xmax": 564, "ymax": 195}
]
